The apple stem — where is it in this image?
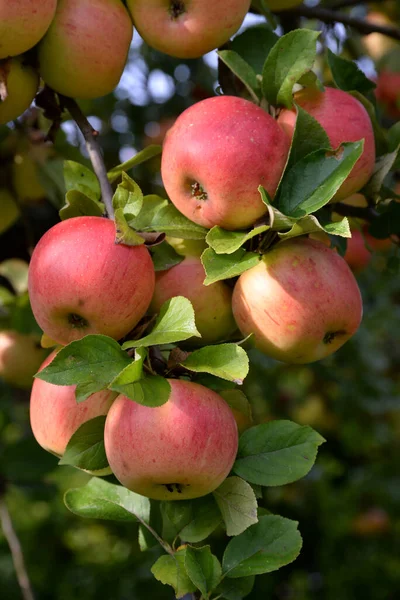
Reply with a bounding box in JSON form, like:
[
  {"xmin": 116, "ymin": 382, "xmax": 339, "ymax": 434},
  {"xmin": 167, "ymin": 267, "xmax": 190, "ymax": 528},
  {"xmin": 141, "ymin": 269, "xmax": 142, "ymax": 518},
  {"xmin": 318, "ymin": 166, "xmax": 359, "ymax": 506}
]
[
  {"xmin": 252, "ymin": 4, "xmax": 400, "ymax": 41},
  {"xmin": 60, "ymin": 96, "xmax": 115, "ymax": 220},
  {"xmin": 135, "ymin": 512, "xmax": 175, "ymax": 556},
  {"xmin": 0, "ymin": 493, "xmax": 36, "ymax": 600}
]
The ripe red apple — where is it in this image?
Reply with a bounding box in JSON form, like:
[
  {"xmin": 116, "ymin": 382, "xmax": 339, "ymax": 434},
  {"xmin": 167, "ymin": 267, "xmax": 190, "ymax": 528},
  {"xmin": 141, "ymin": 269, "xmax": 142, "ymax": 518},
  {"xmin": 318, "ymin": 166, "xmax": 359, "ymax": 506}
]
[
  {"xmin": 126, "ymin": 0, "xmax": 251, "ymax": 59},
  {"xmin": 149, "ymin": 257, "xmax": 237, "ymax": 344},
  {"xmin": 0, "ymin": 0, "xmax": 57, "ymax": 59},
  {"xmin": 161, "ymin": 96, "xmax": 290, "ymax": 230},
  {"xmin": 30, "ymin": 351, "xmax": 116, "ymax": 471},
  {"xmin": 344, "ymin": 229, "xmax": 372, "ymax": 273},
  {"xmin": 28, "ymin": 216, "xmax": 155, "ymax": 346},
  {"xmin": 104, "ymin": 379, "xmax": 238, "ymax": 500},
  {"xmin": 375, "ymin": 70, "xmax": 400, "ymax": 119},
  {"xmin": 232, "ymin": 237, "xmax": 363, "ymax": 364},
  {"xmin": 38, "ymin": 0, "xmax": 133, "ymax": 99},
  {"xmin": 0, "ymin": 331, "xmax": 48, "ymax": 389},
  {"xmin": 0, "ymin": 58, "xmax": 39, "ymax": 125},
  {"xmin": 277, "ymin": 87, "xmax": 375, "ymax": 202}
]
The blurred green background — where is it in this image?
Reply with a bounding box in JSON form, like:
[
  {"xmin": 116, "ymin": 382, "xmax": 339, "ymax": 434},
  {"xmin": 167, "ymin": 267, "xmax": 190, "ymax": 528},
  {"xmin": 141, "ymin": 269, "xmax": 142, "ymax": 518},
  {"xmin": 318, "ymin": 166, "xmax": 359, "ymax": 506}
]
[{"xmin": 1, "ymin": 2, "xmax": 400, "ymax": 598}]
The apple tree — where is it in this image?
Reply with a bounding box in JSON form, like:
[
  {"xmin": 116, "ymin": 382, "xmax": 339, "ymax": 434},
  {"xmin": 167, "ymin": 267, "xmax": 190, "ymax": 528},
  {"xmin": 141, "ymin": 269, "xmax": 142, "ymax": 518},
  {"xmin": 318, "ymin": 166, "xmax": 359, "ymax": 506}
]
[{"xmin": 0, "ymin": 1, "xmax": 400, "ymax": 599}]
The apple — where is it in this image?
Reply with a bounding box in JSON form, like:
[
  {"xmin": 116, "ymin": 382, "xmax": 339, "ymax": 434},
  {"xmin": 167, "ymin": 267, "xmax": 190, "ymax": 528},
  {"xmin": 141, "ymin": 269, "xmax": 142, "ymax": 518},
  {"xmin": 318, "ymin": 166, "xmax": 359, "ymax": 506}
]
[
  {"xmin": 13, "ymin": 150, "xmax": 47, "ymax": 204},
  {"xmin": 375, "ymin": 70, "xmax": 400, "ymax": 120},
  {"xmin": 161, "ymin": 96, "xmax": 290, "ymax": 230},
  {"xmin": 0, "ymin": 189, "xmax": 20, "ymax": 235},
  {"xmin": 30, "ymin": 351, "xmax": 116, "ymax": 472},
  {"xmin": 277, "ymin": 86, "xmax": 376, "ymax": 202},
  {"xmin": 126, "ymin": 0, "xmax": 251, "ymax": 59},
  {"xmin": 0, "ymin": 58, "xmax": 39, "ymax": 125},
  {"xmin": 38, "ymin": 0, "xmax": 133, "ymax": 99},
  {"xmin": 265, "ymin": 0, "xmax": 303, "ymax": 10},
  {"xmin": 104, "ymin": 378, "xmax": 238, "ymax": 500},
  {"xmin": 232, "ymin": 237, "xmax": 363, "ymax": 364},
  {"xmin": 149, "ymin": 256, "xmax": 237, "ymax": 344},
  {"xmin": 0, "ymin": 331, "xmax": 49, "ymax": 390},
  {"xmin": 0, "ymin": 0, "xmax": 57, "ymax": 59},
  {"xmin": 28, "ymin": 216, "xmax": 155, "ymax": 346}
]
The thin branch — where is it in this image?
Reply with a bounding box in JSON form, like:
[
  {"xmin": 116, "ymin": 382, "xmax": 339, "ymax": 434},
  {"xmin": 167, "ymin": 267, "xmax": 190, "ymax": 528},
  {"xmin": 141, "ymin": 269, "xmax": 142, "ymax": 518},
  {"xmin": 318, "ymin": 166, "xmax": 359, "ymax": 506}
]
[
  {"xmin": 0, "ymin": 497, "xmax": 35, "ymax": 600},
  {"xmin": 277, "ymin": 5, "xmax": 400, "ymax": 40},
  {"xmin": 60, "ymin": 96, "xmax": 115, "ymax": 219},
  {"xmin": 134, "ymin": 512, "xmax": 175, "ymax": 557},
  {"xmin": 327, "ymin": 0, "xmax": 366, "ymax": 9},
  {"xmin": 332, "ymin": 202, "xmax": 379, "ymax": 220}
]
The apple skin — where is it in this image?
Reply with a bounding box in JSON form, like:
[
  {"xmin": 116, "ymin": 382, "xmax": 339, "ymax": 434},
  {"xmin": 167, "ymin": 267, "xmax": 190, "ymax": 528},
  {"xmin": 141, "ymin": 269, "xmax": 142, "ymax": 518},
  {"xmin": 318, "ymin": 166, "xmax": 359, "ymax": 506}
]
[
  {"xmin": 0, "ymin": 0, "xmax": 57, "ymax": 59},
  {"xmin": 28, "ymin": 216, "xmax": 155, "ymax": 346},
  {"xmin": 161, "ymin": 96, "xmax": 290, "ymax": 231},
  {"xmin": 38, "ymin": 0, "xmax": 133, "ymax": 99},
  {"xmin": 30, "ymin": 351, "xmax": 116, "ymax": 472},
  {"xmin": 344, "ymin": 229, "xmax": 372, "ymax": 273},
  {"xmin": 165, "ymin": 236, "xmax": 207, "ymax": 258},
  {"xmin": 149, "ymin": 257, "xmax": 237, "ymax": 345},
  {"xmin": 375, "ymin": 70, "xmax": 400, "ymax": 120},
  {"xmin": 277, "ymin": 87, "xmax": 375, "ymax": 202},
  {"xmin": 104, "ymin": 379, "xmax": 238, "ymax": 500},
  {"xmin": 232, "ymin": 237, "xmax": 363, "ymax": 364},
  {"xmin": 0, "ymin": 189, "xmax": 20, "ymax": 234},
  {"xmin": 126, "ymin": 0, "xmax": 251, "ymax": 59},
  {"xmin": 363, "ymin": 12, "xmax": 398, "ymax": 60},
  {"xmin": 0, "ymin": 331, "xmax": 49, "ymax": 389},
  {"xmin": 0, "ymin": 58, "xmax": 39, "ymax": 125}
]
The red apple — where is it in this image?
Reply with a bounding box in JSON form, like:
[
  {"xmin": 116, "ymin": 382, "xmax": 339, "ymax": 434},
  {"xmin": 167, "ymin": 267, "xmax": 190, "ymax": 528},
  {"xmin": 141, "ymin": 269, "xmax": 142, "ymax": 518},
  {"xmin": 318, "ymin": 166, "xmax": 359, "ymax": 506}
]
[
  {"xmin": 232, "ymin": 237, "xmax": 363, "ymax": 363},
  {"xmin": 28, "ymin": 216, "xmax": 155, "ymax": 345},
  {"xmin": 0, "ymin": 0, "xmax": 57, "ymax": 59},
  {"xmin": 104, "ymin": 379, "xmax": 238, "ymax": 500},
  {"xmin": 30, "ymin": 351, "xmax": 116, "ymax": 471},
  {"xmin": 0, "ymin": 331, "xmax": 48, "ymax": 389},
  {"xmin": 149, "ymin": 257, "xmax": 237, "ymax": 344},
  {"xmin": 375, "ymin": 70, "xmax": 400, "ymax": 119},
  {"xmin": 38, "ymin": 0, "xmax": 133, "ymax": 99},
  {"xmin": 126, "ymin": 0, "xmax": 251, "ymax": 59},
  {"xmin": 277, "ymin": 87, "xmax": 376, "ymax": 202},
  {"xmin": 161, "ymin": 96, "xmax": 290, "ymax": 231}
]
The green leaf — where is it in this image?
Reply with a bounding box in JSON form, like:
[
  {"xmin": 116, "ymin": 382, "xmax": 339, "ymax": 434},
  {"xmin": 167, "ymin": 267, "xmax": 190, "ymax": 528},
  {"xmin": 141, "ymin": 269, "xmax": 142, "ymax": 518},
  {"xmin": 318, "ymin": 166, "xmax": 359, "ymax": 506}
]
[
  {"xmin": 108, "ymin": 145, "xmax": 162, "ymax": 184},
  {"xmin": 201, "ymin": 248, "xmax": 260, "ymax": 285},
  {"xmin": 230, "ymin": 25, "xmax": 278, "ymax": 74},
  {"xmin": 64, "ymin": 160, "xmax": 101, "ymax": 201},
  {"xmin": 350, "ymin": 91, "xmax": 388, "ymax": 158},
  {"xmin": 113, "ymin": 172, "xmax": 143, "ymax": 218},
  {"xmin": 277, "ymin": 214, "xmax": 351, "ymax": 241},
  {"xmin": 151, "ymin": 241, "xmax": 184, "ymax": 271},
  {"xmin": 220, "ymin": 390, "xmax": 252, "ymax": 424},
  {"xmin": 151, "ymin": 203, "xmax": 209, "ymax": 240},
  {"xmin": 179, "ymin": 497, "xmax": 223, "ymax": 543},
  {"xmin": 59, "ymin": 416, "xmax": 109, "ymax": 473},
  {"xmin": 213, "ymin": 477, "xmax": 258, "ymax": 537},
  {"xmin": 181, "ymin": 344, "xmax": 249, "ymax": 385},
  {"xmin": 206, "ymin": 225, "xmax": 270, "ymax": 255},
  {"xmin": 222, "ymin": 515, "xmax": 302, "ymax": 578},
  {"xmin": 114, "ymin": 207, "xmax": 146, "ymax": 246},
  {"xmin": 151, "ymin": 548, "xmax": 196, "ymax": 599},
  {"xmin": 214, "ymin": 575, "xmax": 255, "ymax": 600},
  {"xmin": 59, "ymin": 189, "xmax": 104, "ymax": 220},
  {"xmin": 108, "ymin": 347, "xmax": 145, "ymax": 389},
  {"xmin": 369, "ymin": 201, "xmax": 400, "ymax": 239},
  {"xmin": 36, "ymin": 335, "xmax": 131, "ymax": 402},
  {"xmin": 362, "ymin": 146, "xmax": 400, "ymax": 196},
  {"xmin": 217, "ymin": 50, "xmax": 260, "ymax": 102},
  {"xmin": 128, "ymin": 194, "xmax": 169, "ymax": 230},
  {"xmin": 262, "ymin": 29, "xmax": 320, "ymax": 108},
  {"xmin": 185, "ymin": 545, "xmax": 222, "ymax": 598},
  {"xmin": 111, "ymin": 375, "xmax": 171, "ymax": 408},
  {"xmin": 285, "ymin": 105, "xmax": 330, "ymax": 171},
  {"xmin": 327, "ymin": 49, "xmax": 376, "ymax": 95},
  {"xmin": 123, "ymin": 297, "xmax": 200, "ymax": 349},
  {"xmin": 64, "ymin": 477, "xmax": 151, "ymax": 523},
  {"xmin": 233, "ymin": 420, "xmax": 325, "ymax": 487},
  {"xmin": 278, "ymin": 141, "xmax": 364, "ymax": 218}
]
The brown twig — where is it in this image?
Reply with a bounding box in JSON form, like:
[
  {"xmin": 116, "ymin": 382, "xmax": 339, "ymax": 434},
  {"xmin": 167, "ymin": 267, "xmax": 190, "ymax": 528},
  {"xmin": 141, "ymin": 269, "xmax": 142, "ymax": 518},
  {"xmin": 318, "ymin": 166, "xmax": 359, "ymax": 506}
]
[
  {"xmin": 327, "ymin": 0, "xmax": 366, "ymax": 9},
  {"xmin": 60, "ymin": 96, "xmax": 115, "ymax": 219},
  {"xmin": 332, "ymin": 202, "xmax": 379, "ymax": 220},
  {"xmin": 251, "ymin": 3, "xmax": 400, "ymax": 40},
  {"xmin": 0, "ymin": 496, "xmax": 35, "ymax": 600}
]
